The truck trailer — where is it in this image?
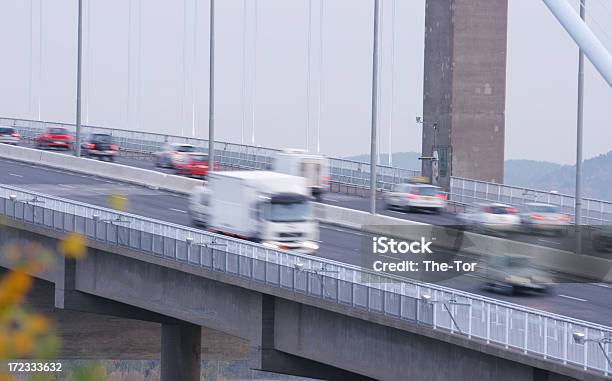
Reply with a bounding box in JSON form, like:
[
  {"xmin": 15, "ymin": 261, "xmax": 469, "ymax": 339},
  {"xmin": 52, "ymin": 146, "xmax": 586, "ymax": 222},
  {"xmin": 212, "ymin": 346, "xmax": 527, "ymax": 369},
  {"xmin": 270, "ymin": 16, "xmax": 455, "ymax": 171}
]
[{"xmin": 271, "ymin": 149, "xmax": 330, "ymax": 200}]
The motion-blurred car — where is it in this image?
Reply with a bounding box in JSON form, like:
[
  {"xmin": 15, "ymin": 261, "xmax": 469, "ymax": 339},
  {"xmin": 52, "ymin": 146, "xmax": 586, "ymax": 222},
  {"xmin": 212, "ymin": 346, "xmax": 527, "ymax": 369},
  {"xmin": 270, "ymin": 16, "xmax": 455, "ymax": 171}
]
[
  {"xmin": 0, "ymin": 127, "xmax": 20, "ymax": 145},
  {"xmin": 481, "ymin": 254, "xmax": 553, "ymax": 295},
  {"xmin": 458, "ymin": 202, "xmax": 521, "ymax": 233},
  {"xmin": 154, "ymin": 143, "xmax": 196, "ymax": 168},
  {"xmin": 35, "ymin": 127, "xmax": 73, "ymax": 150},
  {"xmin": 174, "ymin": 153, "xmax": 218, "ymax": 178},
  {"xmin": 520, "ymin": 202, "xmax": 570, "ymax": 235},
  {"xmin": 81, "ymin": 133, "xmax": 118, "ymax": 161},
  {"xmin": 383, "ymin": 183, "xmax": 446, "ymax": 213},
  {"xmin": 592, "ymin": 226, "xmax": 612, "ymax": 253}
]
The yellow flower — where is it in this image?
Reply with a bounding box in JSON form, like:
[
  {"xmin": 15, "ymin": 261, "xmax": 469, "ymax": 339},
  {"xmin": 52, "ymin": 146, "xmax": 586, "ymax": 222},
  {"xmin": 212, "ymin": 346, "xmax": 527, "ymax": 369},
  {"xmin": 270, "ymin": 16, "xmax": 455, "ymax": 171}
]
[
  {"xmin": 13, "ymin": 331, "xmax": 33, "ymax": 356},
  {"xmin": 59, "ymin": 233, "xmax": 86, "ymax": 259},
  {"xmin": 0, "ymin": 271, "xmax": 32, "ymax": 307},
  {"xmin": 27, "ymin": 314, "xmax": 50, "ymax": 335}
]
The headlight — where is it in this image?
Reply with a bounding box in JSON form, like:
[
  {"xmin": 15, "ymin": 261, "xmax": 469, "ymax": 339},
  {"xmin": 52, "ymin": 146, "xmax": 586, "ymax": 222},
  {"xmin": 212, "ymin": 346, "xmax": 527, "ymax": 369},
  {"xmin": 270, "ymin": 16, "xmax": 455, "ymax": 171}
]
[
  {"xmin": 262, "ymin": 242, "xmax": 279, "ymax": 249},
  {"xmin": 302, "ymin": 241, "xmax": 319, "ymax": 251}
]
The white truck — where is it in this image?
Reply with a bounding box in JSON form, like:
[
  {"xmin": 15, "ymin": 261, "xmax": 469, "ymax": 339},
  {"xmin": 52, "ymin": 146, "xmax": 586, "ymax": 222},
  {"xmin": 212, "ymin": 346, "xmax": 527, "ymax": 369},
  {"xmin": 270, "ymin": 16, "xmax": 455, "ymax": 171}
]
[
  {"xmin": 189, "ymin": 171, "xmax": 319, "ymax": 252},
  {"xmin": 271, "ymin": 149, "xmax": 330, "ymax": 201}
]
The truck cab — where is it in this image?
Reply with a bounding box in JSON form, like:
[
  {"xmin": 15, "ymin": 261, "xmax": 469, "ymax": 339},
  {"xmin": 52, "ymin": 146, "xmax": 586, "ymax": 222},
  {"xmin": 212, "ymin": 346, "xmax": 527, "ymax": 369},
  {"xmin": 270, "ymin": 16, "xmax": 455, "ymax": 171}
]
[{"xmin": 189, "ymin": 171, "xmax": 319, "ymax": 253}]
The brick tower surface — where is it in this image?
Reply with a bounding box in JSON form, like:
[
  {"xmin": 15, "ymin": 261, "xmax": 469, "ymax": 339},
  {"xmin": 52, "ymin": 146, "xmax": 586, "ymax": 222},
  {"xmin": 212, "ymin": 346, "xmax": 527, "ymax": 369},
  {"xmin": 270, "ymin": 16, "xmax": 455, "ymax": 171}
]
[{"xmin": 422, "ymin": 0, "xmax": 508, "ymax": 190}]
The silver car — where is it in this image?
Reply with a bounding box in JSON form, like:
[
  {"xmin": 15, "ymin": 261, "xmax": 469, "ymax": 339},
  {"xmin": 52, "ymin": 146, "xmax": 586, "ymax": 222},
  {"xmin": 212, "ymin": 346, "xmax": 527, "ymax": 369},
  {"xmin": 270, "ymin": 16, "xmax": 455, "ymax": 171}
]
[
  {"xmin": 0, "ymin": 126, "xmax": 20, "ymax": 145},
  {"xmin": 154, "ymin": 143, "xmax": 197, "ymax": 168},
  {"xmin": 520, "ymin": 202, "xmax": 570, "ymax": 235},
  {"xmin": 383, "ymin": 183, "xmax": 446, "ymax": 212}
]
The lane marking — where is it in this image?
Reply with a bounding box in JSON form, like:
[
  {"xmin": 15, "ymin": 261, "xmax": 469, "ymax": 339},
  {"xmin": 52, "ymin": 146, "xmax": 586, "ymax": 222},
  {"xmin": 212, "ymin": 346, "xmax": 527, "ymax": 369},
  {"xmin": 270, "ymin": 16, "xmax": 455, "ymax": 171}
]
[
  {"xmin": 537, "ymin": 239, "xmax": 561, "ymax": 245},
  {"xmin": 596, "ymin": 283, "xmax": 612, "ymax": 289},
  {"xmin": 170, "ymin": 208, "xmax": 187, "ymax": 214},
  {"xmin": 9, "ymin": 173, "xmax": 23, "ymax": 177},
  {"xmin": 558, "ymin": 294, "xmax": 587, "ymax": 302}
]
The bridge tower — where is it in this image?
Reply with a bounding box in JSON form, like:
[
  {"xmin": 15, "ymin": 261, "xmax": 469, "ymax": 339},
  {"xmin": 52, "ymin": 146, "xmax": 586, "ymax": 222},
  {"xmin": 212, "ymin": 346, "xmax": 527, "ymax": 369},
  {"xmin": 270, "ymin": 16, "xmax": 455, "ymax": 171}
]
[{"xmin": 422, "ymin": 0, "xmax": 508, "ymax": 189}]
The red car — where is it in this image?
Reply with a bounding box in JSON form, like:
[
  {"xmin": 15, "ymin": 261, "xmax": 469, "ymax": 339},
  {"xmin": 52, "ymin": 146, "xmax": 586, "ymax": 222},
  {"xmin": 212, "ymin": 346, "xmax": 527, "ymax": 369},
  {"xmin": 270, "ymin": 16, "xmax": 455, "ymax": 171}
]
[
  {"xmin": 36, "ymin": 127, "xmax": 73, "ymax": 150},
  {"xmin": 174, "ymin": 153, "xmax": 218, "ymax": 178}
]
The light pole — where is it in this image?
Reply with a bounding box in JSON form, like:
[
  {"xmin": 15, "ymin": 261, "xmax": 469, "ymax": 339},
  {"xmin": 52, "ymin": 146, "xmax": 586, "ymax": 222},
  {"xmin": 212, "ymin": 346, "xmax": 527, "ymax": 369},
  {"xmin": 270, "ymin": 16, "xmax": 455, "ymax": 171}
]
[
  {"xmin": 207, "ymin": 0, "xmax": 216, "ymax": 171},
  {"xmin": 575, "ymin": 0, "xmax": 585, "ymax": 254},
  {"xmin": 74, "ymin": 0, "xmax": 83, "ymax": 157},
  {"xmin": 416, "ymin": 117, "xmax": 439, "ymax": 184},
  {"xmin": 369, "ymin": 0, "xmax": 380, "ymax": 214}
]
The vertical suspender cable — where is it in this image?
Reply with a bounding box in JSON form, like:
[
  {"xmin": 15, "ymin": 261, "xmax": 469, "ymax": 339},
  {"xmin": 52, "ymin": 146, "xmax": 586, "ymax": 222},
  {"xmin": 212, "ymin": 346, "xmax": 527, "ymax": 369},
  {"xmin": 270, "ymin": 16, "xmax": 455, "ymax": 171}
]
[
  {"xmin": 38, "ymin": 0, "xmax": 42, "ymax": 120},
  {"xmin": 240, "ymin": 0, "xmax": 247, "ymax": 144},
  {"xmin": 369, "ymin": 0, "xmax": 380, "ymax": 214},
  {"xmin": 251, "ymin": 0, "xmax": 258, "ymax": 145},
  {"xmin": 85, "ymin": 0, "xmax": 91, "ymax": 124},
  {"xmin": 181, "ymin": 0, "xmax": 188, "ymax": 136},
  {"xmin": 28, "ymin": 0, "xmax": 33, "ymax": 119},
  {"xmin": 306, "ymin": 0, "xmax": 313, "ymax": 152},
  {"xmin": 376, "ymin": 0, "xmax": 384, "ymax": 165},
  {"xmin": 389, "ymin": 0, "xmax": 396, "ymax": 166},
  {"xmin": 208, "ymin": 0, "xmax": 216, "ymax": 169},
  {"xmin": 192, "ymin": 0, "xmax": 198, "ymax": 137},
  {"xmin": 316, "ymin": 0, "xmax": 324, "ymax": 154}
]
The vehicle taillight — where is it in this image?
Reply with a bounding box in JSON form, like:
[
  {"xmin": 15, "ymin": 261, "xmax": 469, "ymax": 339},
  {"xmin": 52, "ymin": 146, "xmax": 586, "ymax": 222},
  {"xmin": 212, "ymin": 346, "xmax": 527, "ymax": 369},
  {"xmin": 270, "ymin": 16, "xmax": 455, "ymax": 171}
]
[
  {"xmin": 322, "ymin": 176, "xmax": 331, "ymax": 184},
  {"xmin": 530, "ymin": 213, "xmax": 544, "ymax": 220},
  {"xmin": 506, "ymin": 207, "xmax": 518, "ymax": 213},
  {"xmin": 110, "ymin": 144, "xmax": 118, "ymax": 151},
  {"xmin": 86, "ymin": 143, "xmax": 95, "ymax": 149},
  {"xmin": 559, "ymin": 215, "xmax": 570, "ymax": 222},
  {"xmin": 436, "ymin": 193, "xmax": 447, "ymax": 201},
  {"xmin": 11, "ymin": 133, "xmax": 19, "ymax": 137},
  {"xmin": 406, "ymin": 193, "xmax": 418, "ymax": 200}
]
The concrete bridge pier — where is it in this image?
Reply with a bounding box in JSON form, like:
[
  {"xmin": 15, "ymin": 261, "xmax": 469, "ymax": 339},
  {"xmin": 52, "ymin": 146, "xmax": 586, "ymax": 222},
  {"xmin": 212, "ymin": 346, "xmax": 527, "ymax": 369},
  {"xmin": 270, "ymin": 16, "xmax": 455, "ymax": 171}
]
[{"xmin": 161, "ymin": 322, "xmax": 202, "ymax": 381}]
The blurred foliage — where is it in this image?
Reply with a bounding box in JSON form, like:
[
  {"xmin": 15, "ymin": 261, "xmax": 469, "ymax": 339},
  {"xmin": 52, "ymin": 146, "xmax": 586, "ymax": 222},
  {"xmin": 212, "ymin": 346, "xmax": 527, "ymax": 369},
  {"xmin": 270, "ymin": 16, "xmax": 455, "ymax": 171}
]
[{"xmin": 0, "ymin": 231, "xmax": 90, "ymax": 380}]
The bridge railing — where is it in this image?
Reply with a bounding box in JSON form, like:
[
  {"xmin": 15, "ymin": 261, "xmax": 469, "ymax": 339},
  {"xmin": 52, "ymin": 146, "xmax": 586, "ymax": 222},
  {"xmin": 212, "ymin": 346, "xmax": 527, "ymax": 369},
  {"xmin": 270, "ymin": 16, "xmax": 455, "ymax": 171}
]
[
  {"xmin": 0, "ymin": 117, "xmax": 420, "ymax": 192},
  {"xmin": 0, "ymin": 183, "xmax": 610, "ymax": 376},
  {"xmin": 3, "ymin": 116, "xmax": 611, "ymax": 223},
  {"xmin": 450, "ymin": 177, "xmax": 612, "ymax": 225}
]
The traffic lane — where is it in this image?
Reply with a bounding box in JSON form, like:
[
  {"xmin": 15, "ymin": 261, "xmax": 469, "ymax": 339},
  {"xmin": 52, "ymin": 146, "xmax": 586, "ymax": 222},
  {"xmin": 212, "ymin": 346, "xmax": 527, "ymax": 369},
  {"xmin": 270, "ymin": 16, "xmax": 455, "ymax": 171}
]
[
  {"xmin": 321, "ymin": 193, "xmax": 459, "ymax": 225},
  {"xmin": 2, "ymin": 158, "xmax": 612, "ymax": 325}
]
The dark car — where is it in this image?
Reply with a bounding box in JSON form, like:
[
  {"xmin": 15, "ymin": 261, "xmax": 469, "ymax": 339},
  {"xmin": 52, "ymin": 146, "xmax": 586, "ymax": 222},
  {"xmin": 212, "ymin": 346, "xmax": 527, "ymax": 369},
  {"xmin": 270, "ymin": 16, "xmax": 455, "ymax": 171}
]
[
  {"xmin": 0, "ymin": 126, "xmax": 20, "ymax": 145},
  {"xmin": 36, "ymin": 127, "xmax": 73, "ymax": 150},
  {"xmin": 81, "ymin": 133, "xmax": 118, "ymax": 161}
]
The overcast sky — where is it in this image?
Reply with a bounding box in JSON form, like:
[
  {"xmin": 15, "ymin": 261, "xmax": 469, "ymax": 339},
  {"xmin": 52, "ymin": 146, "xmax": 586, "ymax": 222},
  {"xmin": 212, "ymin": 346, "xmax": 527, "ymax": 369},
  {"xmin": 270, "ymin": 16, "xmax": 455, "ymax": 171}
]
[{"xmin": 0, "ymin": 0, "xmax": 610, "ymax": 164}]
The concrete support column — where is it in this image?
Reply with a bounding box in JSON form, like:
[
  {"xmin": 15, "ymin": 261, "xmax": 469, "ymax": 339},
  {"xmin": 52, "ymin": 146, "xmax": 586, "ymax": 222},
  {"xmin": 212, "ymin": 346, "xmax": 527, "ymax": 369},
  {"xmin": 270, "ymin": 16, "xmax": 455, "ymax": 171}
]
[
  {"xmin": 161, "ymin": 322, "xmax": 201, "ymax": 381},
  {"xmin": 422, "ymin": 0, "xmax": 508, "ymax": 189}
]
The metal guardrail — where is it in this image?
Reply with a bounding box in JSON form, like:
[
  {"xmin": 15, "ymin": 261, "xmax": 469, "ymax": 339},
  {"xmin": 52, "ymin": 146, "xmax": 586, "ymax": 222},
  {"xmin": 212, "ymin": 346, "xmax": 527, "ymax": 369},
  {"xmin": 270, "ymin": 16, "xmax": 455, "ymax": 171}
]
[
  {"xmin": 0, "ymin": 117, "xmax": 420, "ymax": 192},
  {"xmin": 0, "ymin": 183, "xmax": 610, "ymax": 376},
  {"xmin": 450, "ymin": 177, "xmax": 612, "ymax": 225}
]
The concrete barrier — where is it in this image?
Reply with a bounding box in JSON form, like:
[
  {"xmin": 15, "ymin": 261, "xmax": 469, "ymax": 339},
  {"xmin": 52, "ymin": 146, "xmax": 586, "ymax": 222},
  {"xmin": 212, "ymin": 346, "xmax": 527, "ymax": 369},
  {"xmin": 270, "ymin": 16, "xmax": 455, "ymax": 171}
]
[
  {"xmin": 0, "ymin": 143, "xmax": 201, "ymax": 194},
  {"xmin": 2, "ymin": 143, "xmax": 611, "ymax": 282}
]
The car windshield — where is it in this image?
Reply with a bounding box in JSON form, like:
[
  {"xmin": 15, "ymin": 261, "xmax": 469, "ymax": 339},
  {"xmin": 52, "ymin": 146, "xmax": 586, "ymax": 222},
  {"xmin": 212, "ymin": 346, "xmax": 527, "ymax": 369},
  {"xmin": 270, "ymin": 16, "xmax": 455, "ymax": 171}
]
[
  {"xmin": 92, "ymin": 134, "xmax": 111, "ymax": 143},
  {"xmin": 263, "ymin": 201, "xmax": 312, "ymax": 223},
  {"xmin": 0, "ymin": 127, "xmax": 14, "ymax": 134},
  {"xmin": 190, "ymin": 155, "xmax": 208, "ymax": 162},
  {"xmin": 49, "ymin": 128, "xmax": 68, "ymax": 135},
  {"xmin": 488, "ymin": 206, "xmax": 515, "ymax": 214},
  {"xmin": 176, "ymin": 145, "xmax": 195, "ymax": 152},
  {"xmin": 531, "ymin": 205, "xmax": 560, "ymax": 213},
  {"xmin": 415, "ymin": 186, "xmax": 438, "ymax": 196}
]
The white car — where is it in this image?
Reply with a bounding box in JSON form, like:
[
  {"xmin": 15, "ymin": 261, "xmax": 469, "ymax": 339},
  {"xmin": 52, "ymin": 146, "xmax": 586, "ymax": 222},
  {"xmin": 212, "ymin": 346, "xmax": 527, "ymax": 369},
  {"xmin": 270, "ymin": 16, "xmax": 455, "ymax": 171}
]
[
  {"xmin": 520, "ymin": 202, "xmax": 570, "ymax": 235},
  {"xmin": 458, "ymin": 202, "xmax": 521, "ymax": 233},
  {"xmin": 383, "ymin": 183, "xmax": 446, "ymax": 213},
  {"xmin": 154, "ymin": 143, "xmax": 197, "ymax": 168},
  {"xmin": 0, "ymin": 126, "xmax": 20, "ymax": 145}
]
